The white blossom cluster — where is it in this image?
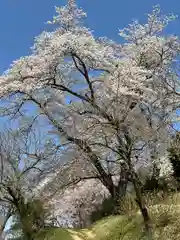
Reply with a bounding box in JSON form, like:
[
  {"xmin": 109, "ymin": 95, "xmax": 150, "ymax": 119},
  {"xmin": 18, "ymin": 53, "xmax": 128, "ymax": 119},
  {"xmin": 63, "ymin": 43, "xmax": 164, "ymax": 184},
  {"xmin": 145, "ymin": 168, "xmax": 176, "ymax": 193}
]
[
  {"xmin": 154, "ymin": 155, "xmax": 174, "ymax": 179},
  {"xmin": 0, "ymin": 2, "xmax": 178, "ymax": 104},
  {"xmin": 0, "ymin": 0, "xmax": 179, "ymax": 182}
]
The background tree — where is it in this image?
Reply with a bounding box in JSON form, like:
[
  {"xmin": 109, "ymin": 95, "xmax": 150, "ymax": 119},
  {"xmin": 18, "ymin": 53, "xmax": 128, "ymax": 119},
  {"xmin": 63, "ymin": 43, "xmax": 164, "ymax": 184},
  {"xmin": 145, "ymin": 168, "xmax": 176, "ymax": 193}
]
[
  {"xmin": 46, "ymin": 178, "xmax": 110, "ymax": 228},
  {"xmin": 0, "ymin": 127, "xmax": 57, "ymax": 238},
  {"xmin": 168, "ymin": 132, "xmax": 180, "ymax": 185}
]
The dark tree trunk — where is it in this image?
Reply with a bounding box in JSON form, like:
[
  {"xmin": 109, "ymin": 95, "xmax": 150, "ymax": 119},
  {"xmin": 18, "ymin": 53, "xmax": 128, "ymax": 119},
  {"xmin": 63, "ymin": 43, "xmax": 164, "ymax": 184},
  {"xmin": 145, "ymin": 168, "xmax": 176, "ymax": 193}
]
[
  {"xmin": 6, "ymin": 186, "xmax": 35, "ymax": 240},
  {"xmin": 131, "ymin": 171, "xmax": 153, "ymax": 240},
  {"xmin": 111, "ymin": 170, "xmax": 129, "ymax": 214},
  {"xmin": 117, "ymin": 126, "xmax": 153, "ymax": 239},
  {"xmin": 73, "ymin": 137, "xmax": 128, "ymax": 204}
]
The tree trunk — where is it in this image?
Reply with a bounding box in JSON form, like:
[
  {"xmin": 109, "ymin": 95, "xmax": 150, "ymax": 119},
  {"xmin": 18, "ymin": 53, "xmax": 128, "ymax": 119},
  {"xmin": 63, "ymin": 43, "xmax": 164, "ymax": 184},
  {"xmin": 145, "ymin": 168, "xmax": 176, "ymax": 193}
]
[
  {"xmin": 111, "ymin": 172, "xmax": 128, "ymax": 214},
  {"xmin": 41, "ymin": 105, "xmax": 128, "ymax": 208},
  {"xmin": 7, "ymin": 186, "xmax": 34, "ymax": 240},
  {"xmin": 131, "ymin": 172, "xmax": 153, "ymax": 240},
  {"xmin": 74, "ymin": 138, "xmax": 128, "ymax": 204}
]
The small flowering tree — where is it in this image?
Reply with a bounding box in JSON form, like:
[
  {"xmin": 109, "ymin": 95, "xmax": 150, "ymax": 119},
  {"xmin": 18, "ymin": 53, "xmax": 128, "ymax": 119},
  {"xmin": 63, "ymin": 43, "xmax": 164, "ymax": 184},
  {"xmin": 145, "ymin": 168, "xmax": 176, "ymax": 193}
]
[
  {"xmin": 0, "ymin": 0, "xmax": 180, "ymax": 238},
  {"xmin": 0, "ymin": 128, "xmax": 56, "ymax": 238}
]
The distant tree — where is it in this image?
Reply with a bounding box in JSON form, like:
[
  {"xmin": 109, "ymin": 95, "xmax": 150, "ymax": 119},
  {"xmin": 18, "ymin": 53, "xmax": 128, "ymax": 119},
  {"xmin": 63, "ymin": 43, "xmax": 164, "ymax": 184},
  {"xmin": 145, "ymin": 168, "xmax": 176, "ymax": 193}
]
[
  {"xmin": 46, "ymin": 178, "xmax": 110, "ymax": 228},
  {"xmin": 168, "ymin": 132, "xmax": 180, "ymax": 184},
  {"xmin": 0, "ymin": 128, "xmax": 56, "ymax": 238}
]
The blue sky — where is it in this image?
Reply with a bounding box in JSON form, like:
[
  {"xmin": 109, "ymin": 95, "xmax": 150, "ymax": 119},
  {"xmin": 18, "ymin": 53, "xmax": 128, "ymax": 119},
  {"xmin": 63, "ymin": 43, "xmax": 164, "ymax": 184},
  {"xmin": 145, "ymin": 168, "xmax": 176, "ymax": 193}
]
[{"xmin": 0, "ymin": 0, "xmax": 179, "ymax": 74}]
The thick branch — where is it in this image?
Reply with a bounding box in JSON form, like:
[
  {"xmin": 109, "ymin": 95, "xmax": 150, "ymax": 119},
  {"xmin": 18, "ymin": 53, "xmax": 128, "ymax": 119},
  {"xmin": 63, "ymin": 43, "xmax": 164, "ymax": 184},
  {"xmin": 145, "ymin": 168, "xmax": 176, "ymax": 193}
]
[{"xmin": 72, "ymin": 53, "xmax": 95, "ymax": 101}]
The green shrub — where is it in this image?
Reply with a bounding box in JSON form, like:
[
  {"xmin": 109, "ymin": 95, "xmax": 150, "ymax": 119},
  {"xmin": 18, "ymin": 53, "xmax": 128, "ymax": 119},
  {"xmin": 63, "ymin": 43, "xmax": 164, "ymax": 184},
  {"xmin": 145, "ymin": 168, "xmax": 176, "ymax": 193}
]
[
  {"xmin": 168, "ymin": 133, "xmax": 180, "ymax": 185},
  {"xmin": 90, "ymin": 197, "xmax": 115, "ymax": 223}
]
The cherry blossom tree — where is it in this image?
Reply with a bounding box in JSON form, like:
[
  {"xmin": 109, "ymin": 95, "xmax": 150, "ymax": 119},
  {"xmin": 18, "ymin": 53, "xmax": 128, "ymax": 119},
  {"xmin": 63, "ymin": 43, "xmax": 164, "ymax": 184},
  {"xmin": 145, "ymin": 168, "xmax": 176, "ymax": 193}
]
[
  {"xmin": 0, "ymin": 127, "xmax": 58, "ymax": 238},
  {"xmin": 0, "ymin": 0, "xmax": 180, "ymax": 238}
]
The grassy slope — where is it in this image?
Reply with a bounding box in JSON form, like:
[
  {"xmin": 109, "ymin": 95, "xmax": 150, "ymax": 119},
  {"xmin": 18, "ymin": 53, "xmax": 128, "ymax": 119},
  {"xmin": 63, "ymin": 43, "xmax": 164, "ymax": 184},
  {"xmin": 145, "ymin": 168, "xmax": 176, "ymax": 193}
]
[
  {"xmin": 36, "ymin": 216, "xmax": 144, "ymax": 240},
  {"xmin": 36, "ymin": 228, "xmax": 85, "ymax": 240},
  {"xmin": 36, "ymin": 193, "xmax": 180, "ymax": 240}
]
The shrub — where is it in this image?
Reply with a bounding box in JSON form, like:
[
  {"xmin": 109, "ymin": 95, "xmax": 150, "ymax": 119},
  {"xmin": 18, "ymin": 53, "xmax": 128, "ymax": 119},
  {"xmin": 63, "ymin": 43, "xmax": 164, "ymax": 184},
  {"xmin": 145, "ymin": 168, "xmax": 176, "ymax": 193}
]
[{"xmin": 90, "ymin": 197, "xmax": 115, "ymax": 223}]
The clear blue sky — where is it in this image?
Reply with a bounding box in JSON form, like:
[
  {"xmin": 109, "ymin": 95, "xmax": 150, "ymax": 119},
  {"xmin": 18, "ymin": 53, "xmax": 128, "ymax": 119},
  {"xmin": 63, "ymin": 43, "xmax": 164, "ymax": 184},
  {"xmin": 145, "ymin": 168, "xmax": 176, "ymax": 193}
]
[{"xmin": 0, "ymin": 0, "xmax": 179, "ymax": 74}]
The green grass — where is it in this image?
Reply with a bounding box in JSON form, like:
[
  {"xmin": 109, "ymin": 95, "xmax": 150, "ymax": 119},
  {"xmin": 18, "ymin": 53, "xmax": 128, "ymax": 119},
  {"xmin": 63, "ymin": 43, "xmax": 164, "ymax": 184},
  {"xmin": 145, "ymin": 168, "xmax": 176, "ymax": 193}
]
[
  {"xmin": 91, "ymin": 215, "xmax": 144, "ymax": 240},
  {"xmin": 36, "ymin": 227, "xmax": 90, "ymax": 240},
  {"xmin": 35, "ymin": 192, "xmax": 180, "ymax": 240},
  {"xmin": 36, "ymin": 228, "xmax": 74, "ymax": 240}
]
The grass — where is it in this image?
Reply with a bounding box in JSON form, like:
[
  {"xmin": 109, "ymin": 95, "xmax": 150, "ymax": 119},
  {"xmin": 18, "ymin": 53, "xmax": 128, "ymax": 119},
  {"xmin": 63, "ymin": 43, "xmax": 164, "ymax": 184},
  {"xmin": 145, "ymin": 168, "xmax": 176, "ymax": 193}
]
[
  {"xmin": 36, "ymin": 227, "xmax": 85, "ymax": 240},
  {"xmin": 35, "ymin": 192, "xmax": 180, "ymax": 240}
]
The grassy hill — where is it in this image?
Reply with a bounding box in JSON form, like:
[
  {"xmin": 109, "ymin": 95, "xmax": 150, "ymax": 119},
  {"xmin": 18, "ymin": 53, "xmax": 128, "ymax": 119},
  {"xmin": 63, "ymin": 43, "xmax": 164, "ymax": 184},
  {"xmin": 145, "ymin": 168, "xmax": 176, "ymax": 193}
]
[
  {"xmin": 36, "ymin": 215, "xmax": 142, "ymax": 240},
  {"xmin": 36, "ymin": 192, "xmax": 180, "ymax": 240}
]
